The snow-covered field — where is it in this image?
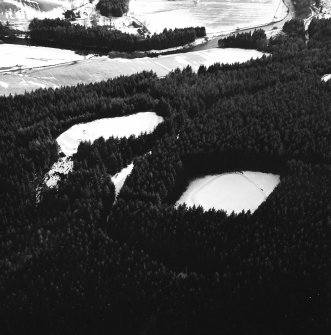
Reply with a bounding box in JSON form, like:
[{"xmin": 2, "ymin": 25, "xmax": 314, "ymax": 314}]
[
  {"xmin": 42, "ymin": 112, "xmax": 163, "ymax": 191},
  {"xmin": 1, "ymin": 0, "xmax": 290, "ymax": 35},
  {"xmin": 129, "ymin": 0, "xmax": 288, "ymax": 34},
  {"xmin": 0, "ymin": 44, "xmax": 86, "ymax": 71},
  {"xmin": 176, "ymin": 171, "xmax": 280, "ymax": 214},
  {"xmin": 322, "ymin": 74, "xmax": 331, "ymax": 82},
  {"xmin": 0, "ymin": 47, "xmax": 266, "ymax": 96}
]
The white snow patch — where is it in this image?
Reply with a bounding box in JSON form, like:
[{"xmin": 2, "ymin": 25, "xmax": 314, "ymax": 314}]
[
  {"xmin": 322, "ymin": 74, "xmax": 331, "ymax": 82},
  {"xmin": 319, "ymin": 0, "xmax": 331, "ymax": 18},
  {"xmin": 44, "ymin": 156, "xmax": 74, "ymax": 188},
  {"xmin": 57, "ymin": 112, "xmax": 164, "ymax": 156},
  {"xmin": 176, "ymin": 171, "xmax": 280, "ymax": 214},
  {"xmin": 0, "ymin": 81, "xmax": 9, "ymax": 89},
  {"xmin": 111, "ymin": 163, "xmax": 134, "ymax": 197}
]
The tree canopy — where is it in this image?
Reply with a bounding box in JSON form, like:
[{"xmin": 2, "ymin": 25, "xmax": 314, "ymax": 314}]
[{"xmin": 0, "ymin": 17, "xmax": 331, "ymax": 335}]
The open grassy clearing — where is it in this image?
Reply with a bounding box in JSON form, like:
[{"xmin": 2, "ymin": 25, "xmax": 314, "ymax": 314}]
[
  {"xmin": 176, "ymin": 171, "xmax": 280, "ymax": 214},
  {"xmin": 0, "ymin": 47, "xmax": 266, "ymax": 96}
]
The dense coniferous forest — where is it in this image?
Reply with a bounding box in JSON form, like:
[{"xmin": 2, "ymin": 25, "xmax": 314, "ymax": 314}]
[
  {"xmin": 0, "ymin": 21, "xmax": 19, "ymax": 39},
  {"xmin": 1, "ymin": 18, "xmax": 331, "ymax": 335},
  {"xmin": 28, "ymin": 18, "xmax": 206, "ymax": 51},
  {"xmin": 282, "ymin": 18, "xmax": 306, "ymax": 38},
  {"xmin": 294, "ymin": 0, "xmax": 318, "ymax": 17},
  {"xmin": 219, "ymin": 20, "xmax": 307, "ymax": 52},
  {"xmin": 96, "ymin": 0, "xmax": 130, "ymax": 17},
  {"xmin": 218, "ymin": 29, "xmax": 267, "ymax": 50}
]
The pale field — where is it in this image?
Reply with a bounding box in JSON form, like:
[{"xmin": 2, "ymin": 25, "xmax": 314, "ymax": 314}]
[
  {"xmin": 129, "ymin": 0, "xmax": 288, "ymax": 34},
  {"xmin": 0, "ymin": 44, "xmax": 86, "ymax": 71},
  {"xmin": 176, "ymin": 171, "xmax": 280, "ymax": 214},
  {"xmin": 43, "ymin": 112, "xmax": 163, "ymax": 190},
  {"xmin": 0, "ymin": 47, "xmax": 266, "ymax": 96}
]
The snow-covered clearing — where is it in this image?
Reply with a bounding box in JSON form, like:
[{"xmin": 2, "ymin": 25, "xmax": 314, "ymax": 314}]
[
  {"xmin": 0, "ymin": 44, "xmax": 86, "ymax": 71},
  {"xmin": 57, "ymin": 112, "xmax": 164, "ymax": 156},
  {"xmin": 42, "ymin": 112, "xmax": 163, "ymax": 195},
  {"xmin": 176, "ymin": 171, "xmax": 280, "ymax": 214},
  {"xmin": 322, "ymin": 74, "xmax": 331, "ymax": 82},
  {"xmin": 111, "ymin": 163, "xmax": 134, "ymax": 197},
  {"xmin": 129, "ymin": 0, "xmax": 288, "ymax": 34},
  {"xmin": 0, "ymin": 47, "xmax": 266, "ymax": 96}
]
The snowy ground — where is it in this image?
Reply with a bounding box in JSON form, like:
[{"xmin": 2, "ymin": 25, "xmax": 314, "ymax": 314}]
[
  {"xmin": 42, "ymin": 112, "xmax": 163, "ymax": 194},
  {"xmin": 128, "ymin": 0, "xmax": 288, "ymax": 34},
  {"xmin": 0, "ymin": 44, "xmax": 86, "ymax": 71},
  {"xmin": 0, "ymin": 47, "xmax": 266, "ymax": 96},
  {"xmin": 319, "ymin": 0, "xmax": 331, "ymax": 19},
  {"xmin": 111, "ymin": 163, "xmax": 134, "ymax": 197},
  {"xmin": 176, "ymin": 171, "xmax": 280, "ymax": 214},
  {"xmin": 322, "ymin": 74, "xmax": 331, "ymax": 82}
]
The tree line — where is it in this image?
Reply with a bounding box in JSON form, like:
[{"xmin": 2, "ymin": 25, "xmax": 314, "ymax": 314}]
[
  {"xmin": 96, "ymin": 0, "xmax": 130, "ymax": 17},
  {"xmin": 218, "ymin": 29, "xmax": 267, "ymax": 50},
  {"xmin": 28, "ymin": 18, "xmax": 206, "ymax": 52}
]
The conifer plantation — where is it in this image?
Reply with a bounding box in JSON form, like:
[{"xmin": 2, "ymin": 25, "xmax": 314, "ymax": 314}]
[{"xmin": 0, "ymin": 19, "xmax": 330, "ymax": 335}]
